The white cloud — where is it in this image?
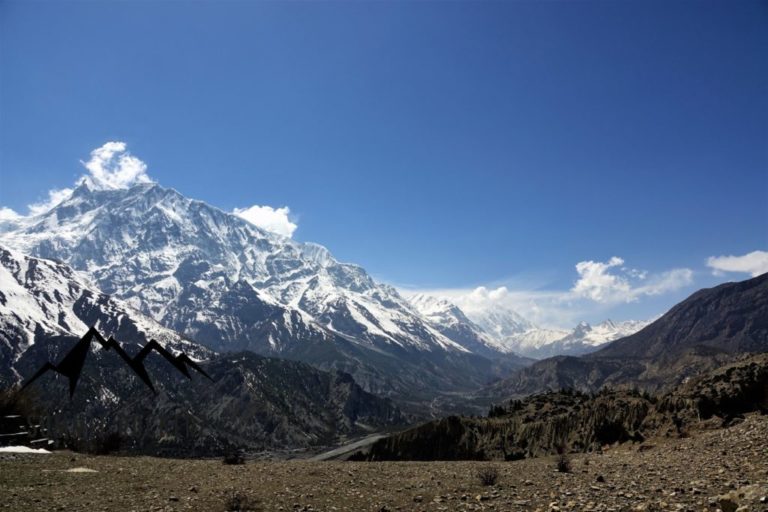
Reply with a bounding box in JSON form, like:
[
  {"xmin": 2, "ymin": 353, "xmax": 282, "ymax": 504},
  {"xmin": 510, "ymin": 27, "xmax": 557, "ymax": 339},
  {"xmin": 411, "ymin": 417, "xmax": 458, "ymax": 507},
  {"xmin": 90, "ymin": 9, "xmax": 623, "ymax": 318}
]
[
  {"xmin": 401, "ymin": 256, "xmax": 694, "ymax": 329},
  {"xmin": 1, "ymin": 141, "xmax": 154, "ymax": 219},
  {"xmin": 27, "ymin": 187, "xmax": 75, "ymax": 216},
  {"xmin": 80, "ymin": 141, "xmax": 152, "ymax": 190},
  {"xmin": 571, "ymin": 256, "xmax": 631, "ymax": 303},
  {"xmin": 706, "ymin": 250, "xmax": 768, "ymax": 277},
  {"xmin": 233, "ymin": 205, "xmax": 298, "ymax": 238},
  {"xmin": 461, "ymin": 286, "xmax": 510, "ymax": 311},
  {"xmin": 570, "ymin": 256, "xmax": 692, "ymax": 304},
  {"xmin": 403, "ymin": 284, "xmax": 578, "ymax": 329},
  {"xmin": 634, "ymin": 268, "xmax": 694, "ymax": 296},
  {"xmin": 0, "ymin": 207, "xmax": 22, "ymax": 222}
]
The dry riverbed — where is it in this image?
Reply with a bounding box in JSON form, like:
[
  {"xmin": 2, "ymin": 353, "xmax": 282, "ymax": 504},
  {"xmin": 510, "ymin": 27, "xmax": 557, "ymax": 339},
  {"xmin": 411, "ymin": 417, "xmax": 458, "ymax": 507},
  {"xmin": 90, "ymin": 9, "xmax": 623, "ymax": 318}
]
[{"xmin": 1, "ymin": 414, "xmax": 767, "ymax": 512}]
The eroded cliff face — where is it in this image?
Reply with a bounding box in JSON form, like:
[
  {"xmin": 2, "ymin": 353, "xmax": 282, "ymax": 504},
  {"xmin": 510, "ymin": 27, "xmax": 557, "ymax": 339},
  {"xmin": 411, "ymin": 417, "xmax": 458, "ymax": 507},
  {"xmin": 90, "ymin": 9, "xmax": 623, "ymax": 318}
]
[{"xmin": 361, "ymin": 354, "xmax": 768, "ymax": 461}]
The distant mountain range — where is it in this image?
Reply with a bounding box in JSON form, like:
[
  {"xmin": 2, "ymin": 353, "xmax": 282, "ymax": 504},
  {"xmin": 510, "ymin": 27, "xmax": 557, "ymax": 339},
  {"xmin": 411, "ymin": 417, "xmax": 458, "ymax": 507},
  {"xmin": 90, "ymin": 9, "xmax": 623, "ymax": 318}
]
[
  {"xmin": 408, "ymin": 293, "xmax": 650, "ymax": 359},
  {"xmin": 484, "ymin": 273, "xmax": 768, "ymax": 400}
]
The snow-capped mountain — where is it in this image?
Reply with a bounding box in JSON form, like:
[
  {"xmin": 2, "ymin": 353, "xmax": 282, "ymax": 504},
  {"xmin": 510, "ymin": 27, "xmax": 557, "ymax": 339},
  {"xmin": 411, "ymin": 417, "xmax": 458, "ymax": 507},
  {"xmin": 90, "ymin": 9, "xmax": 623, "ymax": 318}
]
[
  {"xmin": 1, "ymin": 246, "xmax": 408, "ymax": 452},
  {"xmin": 408, "ymin": 294, "xmax": 509, "ymax": 357},
  {"xmin": 562, "ymin": 319, "xmax": 650, "ymax": 348},
  {"xmin": 406, "ymin": 293, "xmax": 649, "ymax": 360},
  {"xmin": 0, "ymin": 182, "xmax": 516, "ymax": 399},
  {"xmin": 499, "ymin": 327, "xmax": 570, "ymax": 356},
  {"xmin": 0, "ymin": 245, "xmax": 211, "ymax": 385},
  {"xmin": 0, "ymin": 183, "xmax": 459, "ymax": 350},
  {"xmin": 462, "ymin": 303, "xmax": 535, "ymax": 340},
  {"xmin": 503, "ymin": 319, "xmax": 651, "ymax": 359}
]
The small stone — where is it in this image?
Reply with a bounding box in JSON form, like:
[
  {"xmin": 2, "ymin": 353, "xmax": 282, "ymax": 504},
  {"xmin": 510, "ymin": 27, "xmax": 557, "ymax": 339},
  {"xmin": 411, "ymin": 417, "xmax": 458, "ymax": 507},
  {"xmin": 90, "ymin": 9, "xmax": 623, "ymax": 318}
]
[{"xmin": 596, "ymin": 475, "xmax": 605, "ymax": 483}]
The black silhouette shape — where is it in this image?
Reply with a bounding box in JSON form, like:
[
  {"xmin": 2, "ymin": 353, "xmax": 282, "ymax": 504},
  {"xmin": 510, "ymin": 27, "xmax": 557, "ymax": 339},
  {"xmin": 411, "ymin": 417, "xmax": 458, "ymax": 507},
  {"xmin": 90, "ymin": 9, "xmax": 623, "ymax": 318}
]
[{"xmin": 21, "ymin": 327, "xmax": 213, "ymax": 397}]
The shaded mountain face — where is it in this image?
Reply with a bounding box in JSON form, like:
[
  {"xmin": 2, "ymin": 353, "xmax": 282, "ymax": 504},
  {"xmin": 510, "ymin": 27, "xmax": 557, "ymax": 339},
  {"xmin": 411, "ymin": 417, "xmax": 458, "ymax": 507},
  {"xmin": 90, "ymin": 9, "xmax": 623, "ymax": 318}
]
[
  {"xmin": 0, "ymin": 186, "xmax": 531, "ymax": 404},
  {"xmin": 12, "ymin": 337, "xmax": 406, "ymax": 456},
  {"xmin": 356, "ymin": 353, "xmax": 768, "ymax": 461},
  {"xmin": 592, "ymin": 274, "xmax": 768, "ymax": 359},
  {"xmin": 483, "ymin": 274, "xmax": 768, "ymax": 401}
]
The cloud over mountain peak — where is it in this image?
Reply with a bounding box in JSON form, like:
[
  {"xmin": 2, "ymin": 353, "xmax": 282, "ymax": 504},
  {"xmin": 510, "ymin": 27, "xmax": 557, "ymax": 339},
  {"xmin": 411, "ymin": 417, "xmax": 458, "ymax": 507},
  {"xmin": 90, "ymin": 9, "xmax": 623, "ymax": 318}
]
[{"xmin": 80, "ymin": 141, "xmax": 153, "ymax": 191}]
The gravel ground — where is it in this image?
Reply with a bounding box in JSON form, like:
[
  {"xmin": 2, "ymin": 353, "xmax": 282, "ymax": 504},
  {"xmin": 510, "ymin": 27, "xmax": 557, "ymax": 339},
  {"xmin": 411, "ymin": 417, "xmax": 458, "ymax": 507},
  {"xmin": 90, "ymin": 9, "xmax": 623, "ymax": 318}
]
[{"xmin": 1, "ymin": 413, "xmax": 767, "ymax": 512}]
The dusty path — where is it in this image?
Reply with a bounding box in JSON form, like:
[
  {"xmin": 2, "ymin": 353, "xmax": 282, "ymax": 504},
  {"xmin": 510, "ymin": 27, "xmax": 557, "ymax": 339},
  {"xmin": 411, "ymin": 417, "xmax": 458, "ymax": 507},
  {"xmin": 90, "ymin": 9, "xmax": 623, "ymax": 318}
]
[
  {"xmin": 310, "ymin": 434, "xmax": 388, "ymax": 461},
  {"xmin": 1, "ymin": 414, "xmax": 766, "ymax": 512}
]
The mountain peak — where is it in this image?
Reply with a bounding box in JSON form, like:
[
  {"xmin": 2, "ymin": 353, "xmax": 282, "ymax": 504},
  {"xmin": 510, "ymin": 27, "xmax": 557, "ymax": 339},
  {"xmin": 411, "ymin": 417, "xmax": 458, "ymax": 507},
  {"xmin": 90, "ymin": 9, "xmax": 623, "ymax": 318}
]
[
  {"xmin": 0, "ymin": 182, "xmax": 474, "ymax": 378},
  {"xmin": 573, "ymin": 321, "xmax": 592, "ymax": 335}
]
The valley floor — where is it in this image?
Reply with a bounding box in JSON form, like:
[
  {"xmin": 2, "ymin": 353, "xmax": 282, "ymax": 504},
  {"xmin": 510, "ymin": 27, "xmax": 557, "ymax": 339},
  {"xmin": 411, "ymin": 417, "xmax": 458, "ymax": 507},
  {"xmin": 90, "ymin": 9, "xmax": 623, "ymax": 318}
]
[{"xmin": 1, "ymin": 414, "xmax": 767, "ymax": 512}]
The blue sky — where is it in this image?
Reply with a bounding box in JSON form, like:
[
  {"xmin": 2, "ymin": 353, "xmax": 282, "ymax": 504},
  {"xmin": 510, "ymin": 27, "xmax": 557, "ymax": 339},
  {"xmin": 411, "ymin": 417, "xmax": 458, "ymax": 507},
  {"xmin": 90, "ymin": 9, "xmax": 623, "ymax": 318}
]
[{"xmin": 1, "ymin": 1, "xmax": 766, "ymax": 326}]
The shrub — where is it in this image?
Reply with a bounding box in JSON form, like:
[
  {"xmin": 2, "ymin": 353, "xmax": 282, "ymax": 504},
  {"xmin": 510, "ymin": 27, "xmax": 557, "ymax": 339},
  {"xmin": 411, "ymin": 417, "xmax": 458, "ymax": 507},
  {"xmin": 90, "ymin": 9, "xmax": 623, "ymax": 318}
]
[
  {"xmin": 94, "ymin": 432, "xmax": 123, "ymax": 455},
  {"xmin": 224, "ymin": 491, "xmax": 260, "ymax": 511},
  {"xmin": 555, "ymin": 444, "xmax": 571, "ymax": 473},
  {"xmin": 488, "ymin": 405, "xmax": 506, "ymax": 418},
  {"xmin": 0, "ymin": 386, "xmax": 40, "ymax": 418},
  {"xmin": 223, "ymin": 450, "xmax": 245, "ymax": 465},
  {"xmin": 477, "ymin": 467, "xmax": 498, "ymax": 486}
]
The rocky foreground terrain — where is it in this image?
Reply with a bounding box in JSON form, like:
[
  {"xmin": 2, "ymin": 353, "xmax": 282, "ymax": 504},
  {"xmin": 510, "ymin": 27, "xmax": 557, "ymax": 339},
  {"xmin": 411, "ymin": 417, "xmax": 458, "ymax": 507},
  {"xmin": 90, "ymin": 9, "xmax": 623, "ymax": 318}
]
[{"xmin": 1, "ymin": 411, "xmax": 767, "ymax": 512}]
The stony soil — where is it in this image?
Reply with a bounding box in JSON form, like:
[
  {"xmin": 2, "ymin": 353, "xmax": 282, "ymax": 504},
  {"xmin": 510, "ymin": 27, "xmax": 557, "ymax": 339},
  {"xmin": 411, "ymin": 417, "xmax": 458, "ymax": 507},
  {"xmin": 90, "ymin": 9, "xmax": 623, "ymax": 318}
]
[{"xmin": 1, "ymin": 413, "xmax": 767, "ymax": 512}]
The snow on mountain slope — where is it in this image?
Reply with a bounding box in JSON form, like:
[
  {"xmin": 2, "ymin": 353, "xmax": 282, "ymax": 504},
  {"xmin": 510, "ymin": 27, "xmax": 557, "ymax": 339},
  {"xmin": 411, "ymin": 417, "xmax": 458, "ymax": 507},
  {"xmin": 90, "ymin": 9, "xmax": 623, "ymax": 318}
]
[
  {"xmin": 503, "ymin": 319, "xmax": 651, "ymax": 359},
  {"xmin": 0, "ymin": 183, "xmax": 467, "ymax": 359},
  {"xmin": 409, "ymin": 294, "xmax": 510, "ymax": 356},
  {"xmin": 500, "ymin": 328, "xmax": 570, "ymax": 354},
  {"xmin": 565, "ymin": 319, "xmax": 650, "ymax": 347},
  {"xmin": 406, "ymin": 292, "xmax": 649, "ymax": 360},
  {"xmin": 461, "ymin": 303, "xmax": 535, "ymax": 340},
  {"xmin": 0, "ymin": 245, "xmax": 212, "ymax": 383}
]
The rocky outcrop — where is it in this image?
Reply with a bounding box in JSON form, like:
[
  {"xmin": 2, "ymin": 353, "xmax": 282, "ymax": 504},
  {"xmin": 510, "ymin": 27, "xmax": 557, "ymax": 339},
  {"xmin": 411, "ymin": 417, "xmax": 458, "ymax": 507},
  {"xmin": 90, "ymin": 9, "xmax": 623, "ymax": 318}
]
[{"xmin": 362, "ymin": 389, "xmax": 653, "ymax": 461}]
